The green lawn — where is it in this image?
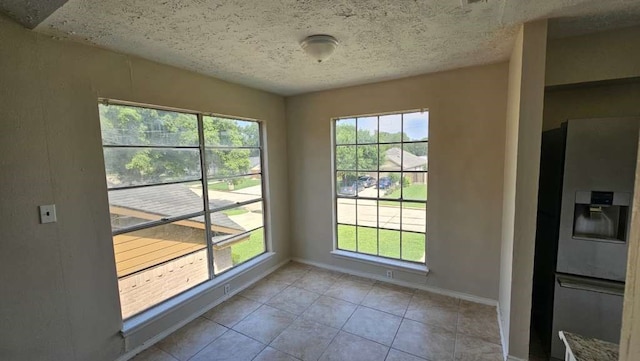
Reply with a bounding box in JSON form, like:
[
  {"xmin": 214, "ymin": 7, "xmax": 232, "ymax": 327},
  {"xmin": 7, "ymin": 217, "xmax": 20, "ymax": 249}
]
[
  {"xmin": 209, "ymin": 178, "xmax": 261, "ymax": 191},
  {"xmin": 222, "ymin": 208, "xmax": 249, "ymax": 216},
  {"xmin": 337, "ymin": 224, "xmax": 425, "ymax": 263},
  {"xmin": 379, "ymin": 184, "xmax": 427, "ymax": 209},
  {"xmin": 230, "ymin": 228, "xmax": 265, "ymax": 265}
]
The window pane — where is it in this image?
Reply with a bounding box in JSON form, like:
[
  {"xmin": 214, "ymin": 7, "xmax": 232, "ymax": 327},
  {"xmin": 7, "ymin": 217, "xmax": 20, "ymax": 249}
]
[
  {"xmin": 208, "ymin": 175, "xmax": 262, "ymax": 211},
  {"xmin": 336, "ymin": 145, "xmax": 356, "ymax": 170},
  {"xmin": 337, "ymin": 224, "xmax": 356, "ymax": 252},
  {"xmin": 403, "ymin": 112, "xmax": 429, "ymax": 141},
  {"xmin": 203, "ymin": 116, "xmax": 260, "ymax": 147},
  {"xmin": 337, "ymin": 198, "xmax": 356, "ymax": 226},
  {"xmin": 357, "ymin": 199, "xmax": 377, "ymax": 228},
  {"xmin": 357, "ymin": 226, "xmax": 378, "ymax": 255},
  {"xmin": 357, "ymin": 116, "xmax": 377, "ymax": 144},
  {"xmin": 379, "ymin": 229, "xmax": 400, "ymax": 259},
  {"xmin": 336, "ymin": 118, "xmax": 356, "ymax": 144},
  {"xmin": 337, "ymin": 172, "xmax": 360, "ymax": 197},
  {"xmin": 358, "ymin": 172, "xmax": 378, "ymax": 198},
  {"xmin": 402, "ymin": 202, "xmax": 426, "ymax": 233},
  {"xmin": 379, "ymin": 114, "xmax": 402, "ymax": 143},
  {"xmin": 379, "ymin": 143, "xmax": 402, "ymax": 171},
  {"xmin": 378, "ymin": 172, "xmax": 401, "ymax": 199},
  {"xmin": 402, "ymin": 142, "xmax": 428, "ymax": 171},
  {"xmin": 402, "ymin": 232, "xmax": 425, "ymax": 262},
  {"xmin": 108, "ymin": 183, "xmax": 204, "ymax": 231},
  {"xmin": 214, "ymin": 227, "xmax": 265, "ymax": 274},
  {"xmin": 103, "ymin": 147, "xmax": 201, "ymax": 188},
  {"xmin": 357, "ymin": 144, "xmax": 378, "ymax": 171},
  {"xmin": 99, "ymin": 104, "xmax": 199, "ymax": 147},
  {"xmin": 379, "ymin": 201, "xmax": 401, "ymax": 231},
  {"xmin": 401, "ymin": 174, "xmax": 427, "ymax": 201},
  {"xmin": 114, "ymin": 222, "xmax": 209, "ymax": 319},
  {"xmin": 210, "ymin": 201, "xmax": 264, "ymax": 245},
  {"xmin": 206, "ymin": 148, "xmax": 254, "ymax": 179}
]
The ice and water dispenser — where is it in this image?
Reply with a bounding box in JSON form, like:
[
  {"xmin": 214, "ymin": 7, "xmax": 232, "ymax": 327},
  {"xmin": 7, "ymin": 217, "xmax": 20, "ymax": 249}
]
[{"xmin": 572, "ymin": 191, "xmax": 631, "ymax": 243}]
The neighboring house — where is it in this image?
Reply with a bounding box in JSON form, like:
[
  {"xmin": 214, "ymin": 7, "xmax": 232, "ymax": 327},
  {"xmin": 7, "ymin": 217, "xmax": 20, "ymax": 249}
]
[
  {"xmin": 108, "ymin": 183, "xmax": 246, "ymax": 276},
  {"xmin": 380, "ymin": 147, "xmax": 428, "ymax": 184},
  {"xmin": 249, "ymin": 156, "xmax": 261, "ymax": 175}
]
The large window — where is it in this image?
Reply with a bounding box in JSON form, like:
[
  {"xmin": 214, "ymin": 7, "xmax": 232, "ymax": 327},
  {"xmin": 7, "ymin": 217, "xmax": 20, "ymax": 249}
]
[
  {"xmin": 99, "ymin": 102, "xmax": 266, "ymax": 319},
  {"xmin": 334, "ymin": 111, "xmax": 428, "ymax": 264}
]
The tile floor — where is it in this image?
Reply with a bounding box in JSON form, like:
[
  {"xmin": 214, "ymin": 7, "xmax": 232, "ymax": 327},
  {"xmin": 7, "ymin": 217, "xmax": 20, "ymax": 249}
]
[{"xmin": 132, "ymin": 262, "xmax": 503, "ymax": 361}]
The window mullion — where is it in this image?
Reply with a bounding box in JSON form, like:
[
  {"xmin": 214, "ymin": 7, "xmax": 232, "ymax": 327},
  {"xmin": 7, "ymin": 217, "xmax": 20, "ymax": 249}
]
[{"xmin": 197, "ymin": 113, "xmax": 215, "ymax": 280}]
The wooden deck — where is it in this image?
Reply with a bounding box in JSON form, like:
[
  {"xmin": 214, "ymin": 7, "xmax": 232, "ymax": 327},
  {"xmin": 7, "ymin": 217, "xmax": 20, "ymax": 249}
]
[{"xmin": 113, "ymin": 228, "xmax": 207, "ymax": 278}]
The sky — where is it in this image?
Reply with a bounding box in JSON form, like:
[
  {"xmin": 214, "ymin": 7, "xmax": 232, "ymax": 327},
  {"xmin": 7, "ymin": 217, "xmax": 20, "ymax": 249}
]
[{"xmin": 338, "ymin": 111, "xmax": 429, "ymax": 141}]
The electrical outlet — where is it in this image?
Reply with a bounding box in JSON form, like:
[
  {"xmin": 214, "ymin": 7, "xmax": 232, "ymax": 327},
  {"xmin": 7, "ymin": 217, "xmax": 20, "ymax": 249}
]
[
  {"xmin": 386, "ymin": 270, "xmax": 393, "ymax": 279},
  {"xmin": 224, "ymin": 284, "xmax": 231, "ymax": 295},
  {"xmin": 39, "ymin": 204, "xmax": 57, "ymax": 224}
]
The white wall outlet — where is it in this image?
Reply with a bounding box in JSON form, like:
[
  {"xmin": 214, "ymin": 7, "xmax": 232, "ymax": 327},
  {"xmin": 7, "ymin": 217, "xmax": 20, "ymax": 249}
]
[
  {"xmin": 224, "ymin": 284, "xmax": 231, "ymax": 295},
  {"xmin": 39, "ymin": 204, "xmax": 57, "ymax": 224},
  {"xmin": 386, "ymin": 270, "xmax": 393, "ymax": 279}
]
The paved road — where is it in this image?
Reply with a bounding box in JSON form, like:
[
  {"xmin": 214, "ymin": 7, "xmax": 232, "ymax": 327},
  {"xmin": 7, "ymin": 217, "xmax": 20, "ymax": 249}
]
[{"xmin": 337, "ymin": 187, "xmax": 426, "ymax": 232}]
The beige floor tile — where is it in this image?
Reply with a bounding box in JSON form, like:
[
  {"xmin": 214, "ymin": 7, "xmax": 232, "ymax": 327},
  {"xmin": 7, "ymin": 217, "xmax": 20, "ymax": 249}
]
[
  {"xmin": 268, "ymin": 263, "xmax": 311, "ymax": 284},
  {"xmin": 294, "ymin": 269, "xmax": 341, "ymax": 294},
  {"xmin": 454, "ymin": 334, "xmax": 503, "ymax": 361},
  {"xmin": 392, "ymin": 319, "xmax": 455, "ymax": 361},
  {"xmin": 362, "ymin": 285, "xmax": 412, "ymax": 316},
  {"xmin": 302, "ymin": 296, "xmax": 357, "ymax": 329},
  {"xmin": 267, "ymin": 286, "xmax": 320, "ymax": 315},
  {"xmin": 324, "ymin": 279, "xmax": 373, "ymax": 304},
  {"xmin": 374, "ymin": 281, "xmax": 416, "ymax": 295},
  {"xmin": 319, "ymin": 331, "xmax": 389, "ymax": 361},
  {"xmin": 240, "ymin": 278, "xmax": 289, "ymax": 303},
  {"xmin": 343, "ymin": 306, "xmax": 402, "ymax": 346},
  {"xmin": 232, "ymin": 305, "xmax": 296, "ymax": 344},
  {"xmin": 340, "ymin": 273, "xmax": 377, "ymax": 286},
  {"xmin": 411, "ymin": 290, "xmax": 460, "ymax": 310},
  {"xmin": 404, "ymin": 301, "xmax": 458, "ymax": 332},
  {"xmin": 156, "ymin": 317, "xmax": 227, "ymax": 361},
  {"xmin": 254, "ymin": 346, "xmax": 301, "ymax": 361},
  {"xmin": 131, "ymin": 347, "xmax": 178, "ymax": 361},
  {"xmin": 190, "ymin": 330, "xmax": 265, "ymax": 361},
  {"xmin": 457, "ymin": 301, "xmax": 500, "ymax": 344},
  {"xmin": 270, "ymin": 318, "xmax": 339, "ymax": 361},
  {"xmin": 203, "ymin": 295, "xmax": 261, "ymax": 327},
  {"xmin": 385, "ymin": 349, "xmax": 427, "ymax": 361}
]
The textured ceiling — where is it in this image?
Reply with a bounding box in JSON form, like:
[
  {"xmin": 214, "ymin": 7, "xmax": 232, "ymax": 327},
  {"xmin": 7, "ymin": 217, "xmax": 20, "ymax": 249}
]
[{"xmin": 9, "ymin": 0, "xmax": 640, "ymax": 95}]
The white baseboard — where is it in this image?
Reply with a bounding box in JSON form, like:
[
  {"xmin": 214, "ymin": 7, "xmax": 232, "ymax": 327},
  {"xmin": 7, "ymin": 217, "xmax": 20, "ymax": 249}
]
[
  {"xmin": 292, "ymin": 257, "xmax": 498, "ymax": 306},
  {"xmin": 117, "ymin": 257, "xmax": 291, "ymax": 361}
]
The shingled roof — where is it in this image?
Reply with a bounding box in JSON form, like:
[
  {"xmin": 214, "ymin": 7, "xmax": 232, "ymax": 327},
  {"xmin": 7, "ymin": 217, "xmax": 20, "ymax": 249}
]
[
  {"xmin": 382, "ymin": 148, "xmax": 428, "ymax": 170},
  {"xmin": 108, "ymin": 183, "xmax": 243, "ymax": 232}
]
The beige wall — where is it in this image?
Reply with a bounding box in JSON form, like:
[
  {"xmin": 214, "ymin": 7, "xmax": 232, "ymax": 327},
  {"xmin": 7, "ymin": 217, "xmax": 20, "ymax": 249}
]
[
  {"xmin": 546, "ymin": 25, "xmax": 640, "ymax": 87},
  {"xmin": 286, "ymin": 63, "xmax": 508, "ymax": 300},
  {"xmin": 499, "ymin": 21, "xmax": 548, "ymax": 359},
  {"xmin": 543, "ymin": 80, "xmax": 640, "ymax": 131},
  {"xmin": 0, "ymin": 15, "xmax": 289, "ymax": 361}
]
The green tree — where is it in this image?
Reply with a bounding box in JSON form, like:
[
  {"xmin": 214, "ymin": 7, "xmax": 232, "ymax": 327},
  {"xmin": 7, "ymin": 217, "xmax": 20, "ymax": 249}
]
[{"xmin": 99, "ymin": 105, "xmax": 255, "ymax": 187}]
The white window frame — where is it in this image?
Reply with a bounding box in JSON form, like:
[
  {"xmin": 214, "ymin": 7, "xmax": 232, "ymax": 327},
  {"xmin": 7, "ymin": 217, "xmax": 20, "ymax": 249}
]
[{"xmin": 331, "ymin": 110, "xmax": 429, "ymax": 267}]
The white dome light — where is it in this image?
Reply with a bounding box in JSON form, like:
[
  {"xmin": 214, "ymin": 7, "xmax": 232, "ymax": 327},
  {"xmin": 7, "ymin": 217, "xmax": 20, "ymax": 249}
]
[{"xmin": 300, "ymin": 35, "xmax": 339, "ymax": 63}]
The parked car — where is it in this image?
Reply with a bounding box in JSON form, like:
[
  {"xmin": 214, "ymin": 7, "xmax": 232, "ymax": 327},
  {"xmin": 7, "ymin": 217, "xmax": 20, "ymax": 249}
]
[
  {"xmin": 377, "ymin": 177, "xmax": 392, "ymax": 190},
  {"xmin": 358, "ymin": 175, "xmax": 377, "ymax": 188},
  {"xmin": 338, "ymin": 181, "xmax": 365, "ymax": 196}
]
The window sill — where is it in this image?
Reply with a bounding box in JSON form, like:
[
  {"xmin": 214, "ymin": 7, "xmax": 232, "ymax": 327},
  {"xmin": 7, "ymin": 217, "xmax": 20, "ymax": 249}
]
[
  {"xmin": 330, "ymin": 250, "xmax": 429, "ymax": 275},
  {"xmin": 121, "ymin": 251, "xmax": 275, "ymax": 337}
]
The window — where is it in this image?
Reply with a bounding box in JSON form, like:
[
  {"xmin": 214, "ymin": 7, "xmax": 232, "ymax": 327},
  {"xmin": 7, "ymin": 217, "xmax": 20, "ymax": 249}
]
[
  {"xmin": 334, "ymin": 111, "xmax": 428, "ymax": 263},
  {"xmin": 99, "ymin": 102, "xmax": 266, "ymax": 319}
]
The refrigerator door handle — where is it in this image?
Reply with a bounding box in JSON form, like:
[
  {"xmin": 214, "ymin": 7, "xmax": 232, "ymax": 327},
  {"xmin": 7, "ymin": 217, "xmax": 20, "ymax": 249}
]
[{"xmin": 557, "ymin": 275, "xmax": 625, "ymax": 297}]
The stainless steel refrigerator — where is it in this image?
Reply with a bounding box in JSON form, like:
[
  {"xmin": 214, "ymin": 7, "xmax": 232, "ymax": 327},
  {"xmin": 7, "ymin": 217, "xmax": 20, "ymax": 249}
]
[{"xmin": 546, "ymin": 118, "xmax": 639, "ymax": 359}]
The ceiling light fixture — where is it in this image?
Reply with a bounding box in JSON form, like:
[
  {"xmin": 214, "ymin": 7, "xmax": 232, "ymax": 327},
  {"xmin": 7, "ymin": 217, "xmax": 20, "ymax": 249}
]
[{"xmin": 300, "ymin": 34, "xmax": 339, "ymax": 63}]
